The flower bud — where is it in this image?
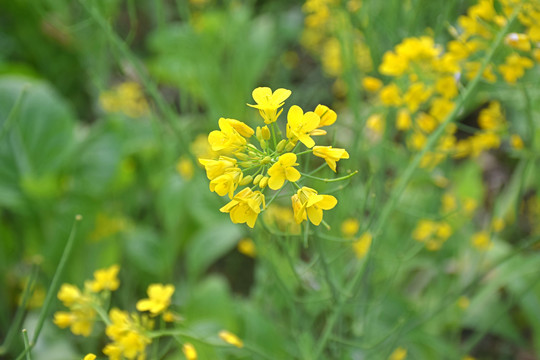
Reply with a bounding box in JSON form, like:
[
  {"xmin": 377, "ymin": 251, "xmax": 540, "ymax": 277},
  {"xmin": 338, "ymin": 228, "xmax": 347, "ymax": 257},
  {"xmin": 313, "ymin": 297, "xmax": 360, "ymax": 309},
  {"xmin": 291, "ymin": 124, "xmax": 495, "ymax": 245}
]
[
  {"xmin": 261, "ymin": 126, "xmax": 271, "ymax": 140},
  {"xmin": 253, "ymin": 174, "xmax": 263, "ymax": 185},
  {"xmin": 239, "ymin": 175, "xmax": 253, "ymax": 185},
  {"xmin": 259, "ymin": 176, "xmax": 269, "ymax": 189},
  {"xmin": 276, "ymin": 139, "xmax": 287, "ymax": 153},
  {"xmin": 285, "ymin": 141, "xmax": 296, "ymax": 151}
]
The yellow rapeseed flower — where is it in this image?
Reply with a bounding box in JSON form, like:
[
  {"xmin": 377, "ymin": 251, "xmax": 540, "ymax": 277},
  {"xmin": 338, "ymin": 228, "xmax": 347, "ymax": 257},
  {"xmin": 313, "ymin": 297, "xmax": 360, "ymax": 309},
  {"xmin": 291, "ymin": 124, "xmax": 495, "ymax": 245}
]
[
  {"xmin": 199, "ymin": 156, "xmax": 237, "ymax": 180},
  {"xmin": 86, "ymin": 264, "xmax": 120, "ymax": 293},
  {"xmin": 341, "ymin": 218, "xmax": 360, "ymax": 237},
  {"xmin": 353, "ymin": 232, "xmax": 372, "ymax": 258},
  {"xmin": 362, "ymin": 76, "xmax": 383, "ymax": 92},
  {"xmin": 104, "ymin": 308, "xmax": 152, "ymax": 360},
  {"xmin": 136, "ymin": 284, "xmax": 175, "ymax": 315},
  {"xmin": 238, "ymin": 238, "xmax": 256, "ymax": 257},
  {"xmin": 182, "ymin": 343, "xmax": 198, "ymax": 360},
  {"xmin": 83, "ymin": 354, "xmax": 96, "ymax": 360},
  {"xmin": 209, "ymin": 167, "xmax": 243, "ymax": 198},
  {"xmin": 220, "ymin": 187, "xmax": 265, "ymax": 228},
  {"xmin": 176, "ymin": 156, "xmax": 194, "ymax": 180},
  {"xmin": 267, "ymin": 153, "xmax": 301, "ymax": 190},
  {"xmin": 247, "ymin": 87, "xmax": 291, "ymax": 124},
  {"xmin": 291, "ymin": 186, "xmax": 337, "ymax": 226},
  {"xmin": 286, "ymin": 105, "xmax": 321, "ymax": 148},
  {"xmin": 388, "ymin": 347, "xmax": 407, "ymax": 360},
  {"xmin": 312, "ymin": 146, "xmax": 349, "ymax": 172},
  {"xmin": 472, "ymin": 231, "xmax": 491, "ymax": 250},
  {"xmin": 498, "ymin": 53, "xmax": 534, "ymax": 83},
  {"xmin": 208, "ymin": 118, "xmax": 252, "ymax": 153},
  {"xmin": 219, "ymin": 330, "xmax": 244, "ymax": 348},
  {"xmin": 510, "ymin": 134, "xmax": 524, "ymax": 149}
]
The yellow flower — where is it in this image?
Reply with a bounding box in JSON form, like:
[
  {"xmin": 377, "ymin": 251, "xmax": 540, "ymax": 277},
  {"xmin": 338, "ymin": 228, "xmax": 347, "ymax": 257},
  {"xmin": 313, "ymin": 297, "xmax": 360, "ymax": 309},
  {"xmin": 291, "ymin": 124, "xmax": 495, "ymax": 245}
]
[
  {"xmin": 403, "ymin": 82, "xmax": 432, "ymax": 113},
  {"xmin": 99, "ymin": 82, "xmax": 149, "ymax": 118},
  {"xmin": 267, "ymin": 153, "xmax": 301, "ymax": 190},
  {"xmin": 510, "ymin": 134, "xmax": 524, "ymax": 149},
  {"xmin": 219, "ymin": 330, "xmax": 244, "ymax": 348},
  {"xmin": 362, "ymin": 76, "xmax": 383, "ymax": 92},
  {"xmin": 83, "ymin": 354, "xmax": 96, "ymax": 360},
  {"xmin": 209, "ymin": 167, "xmax": 243, "ymax": 198},
  {"xmin": 457, "ymin": 296, "xmax": 470, "ymax": 310},
  {"xmin": 314, "ymin": 104, "xmax": 337, "ymax": 127},
  {"xmin": 388, "ymin": 347, "xmax": 407, "ymax": 360},
  {"xmin": 504, "ymin": 33, "xmax": 531, "ymax": 52},
  {"xmin": 353, "ymin": 232, "xmax": 372, "ymax": 258},
  {"xmin": 366, "ymin": 113, "xmax": 385, "ymax": 137},
  {"xmin": 435, "ymin": 75, "xmax": 458, "ymax": 99},
  {"xmin": 54, "ymin": 308, "xmax": 96, "ymax": 337},
  {"xmin": 396, "ymin": 108, "xmax": 412, "ymax": 130},
  {"xmin": 379, "ymin": 83, "xmax": 402, "ymax": 106},
  {"xmin": 472, "ymin": 231, "xmax": 491, "ymax": 250},
  {"xmin": 247, "ymin": 87, "xmax": 292, "ymax": 124},
  {"xmin": 136, "ymin": 284, "xmax": 175, "ymax": 315},
  {"xmin": 498, "ymin": 53, "xmax": 534, "ymax": 83},
  {"xmin": 176, "ymin": 157, "xmax": 194, "ymax": 180},
  {"xmin": 312, "ymin": 146, "xmax": 349, "ymax": 172},
  {"xmin": 238, "ymin": 238, "xmax": 256, "ymax": 258},
  {"xmin": 86, "ymin": 264, "xmax": 120, "ymax": 293},
  {"xmin": 341, "ymin": 218, "xmax": 360, "ymax": 237},
  {"xmin": 291, "ymin": 187, "xmax": 337, "ymax": 226},
  {"xmin": 104, "ymin": 310, "xmax": 152, "ymax": 360},
  {"xmin": 286, "ymin": 105, "xmax": 320, "ymax": 148},
  {"xmin": 379, "ymin": 51, "xmax": 408, "ymax": 76},
  {"xmin": 478, "ymin": 101, "xmax": 504, "ymax": 131},
  {"xmin": 465, "ymin": 61, "xmax": 497, "ymax": 83},
  {"xmin": 208, "ymin": 118, "xmax": 252, "ymax": 153},
  {"xmin": 220, "ymin": 187, "xmax": 265, "ymax": 228},
  {"xmin": 199, "ymin": 156, "xmax": 237, "ymax": 180},
  {"xmin": 182, "ymin": 343, "xmax": 198, "ymax": 360},
  {"xmin": 58, "ymin": 284, "xmax": 83, "ymax": 307}
]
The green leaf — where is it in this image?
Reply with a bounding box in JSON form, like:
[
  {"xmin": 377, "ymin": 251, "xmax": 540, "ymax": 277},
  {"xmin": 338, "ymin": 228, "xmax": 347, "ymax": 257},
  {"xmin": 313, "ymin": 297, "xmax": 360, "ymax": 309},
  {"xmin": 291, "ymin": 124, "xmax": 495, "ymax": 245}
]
[{"xmin": 185, "ymin": 222, "xmax": 244, "ymax": 280}]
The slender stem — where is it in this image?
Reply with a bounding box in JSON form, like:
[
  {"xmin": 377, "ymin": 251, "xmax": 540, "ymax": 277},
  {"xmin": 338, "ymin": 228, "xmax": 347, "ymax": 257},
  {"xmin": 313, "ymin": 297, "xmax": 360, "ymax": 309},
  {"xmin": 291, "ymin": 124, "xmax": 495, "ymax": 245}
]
[
  {"xmin": 31, "ymin": 215, "xmax": 82, "ymax": 345},
  {"xmin": 300, "ymin": 170, "xmax": 358, "ymax": 183},
  {"xmin": 22, "ymin": 330, "xmax": 31, "ymax": 360}
]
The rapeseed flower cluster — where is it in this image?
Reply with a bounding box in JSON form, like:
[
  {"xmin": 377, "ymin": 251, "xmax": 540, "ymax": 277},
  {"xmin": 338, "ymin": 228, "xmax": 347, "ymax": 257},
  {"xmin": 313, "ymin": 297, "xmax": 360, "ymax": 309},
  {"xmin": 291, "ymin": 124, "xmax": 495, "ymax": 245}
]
[
  {"xmin": 199, "ymin": 87, "xmax": 351, "ymax": 228},
  {"xmin": 301, "ymin": 0, "xmax": 371, "ymax": 91},
  {"xmin": 99, "ymin": 82, "xmax": 149, "ymax": 118},
  {"xmin": 362, "ymin": 0, "xmax": 539, "ymax": 168},
  {"xmin": 54, "ymin": 265, "xmax": 177, "ymax": 360}
]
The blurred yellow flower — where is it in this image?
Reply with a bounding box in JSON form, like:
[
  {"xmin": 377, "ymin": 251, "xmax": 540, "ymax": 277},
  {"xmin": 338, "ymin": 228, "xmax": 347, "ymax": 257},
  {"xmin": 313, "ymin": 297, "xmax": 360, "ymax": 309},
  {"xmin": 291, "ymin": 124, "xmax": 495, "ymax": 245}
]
[
  {"xmin": 353, "ymin": 232, "xmax": 372, "ymax": 258},
  {"xmin": 362, "ymin": 76, "xmax": 383, "ymax": 92},
  {"xmin": 86, "ymin": 264, "xmax": 120, "ymax": 293},
  {"xmin": 83, "ymin": 354, "xmax": 96, "ymax": 360},
  {"xmin": 472, "ymin": 231, "xmax": 491, "ymax": 250},
  {"xmin": 238, "ymin": 238, "xmax": 256, "ymax": 258},
  {"xmin": 341, "ymin": 218, "xmax": 360, "ymax": 237},
  {"xmin": 388, "ymin": 346, "xmax": 407, "ymax": 360},
  {"xmin": 219, "ymin": 330, "xmax": 244, "ymax": 348},
  {"xmin": 136, "ymin": 284, "xmax": 175, "ymax": 315},
  {"xmin": 182, "ymin": 343, "xmax": 198, "ymax": 360},
  {"xmin": 177, "ymin": 157, "xmax": 194, "ymax": 180}
]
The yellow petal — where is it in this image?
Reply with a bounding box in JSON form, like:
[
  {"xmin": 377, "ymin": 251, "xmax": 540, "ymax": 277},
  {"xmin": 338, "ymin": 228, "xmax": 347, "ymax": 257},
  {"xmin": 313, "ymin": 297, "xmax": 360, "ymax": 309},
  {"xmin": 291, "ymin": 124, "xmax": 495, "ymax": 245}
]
[{"xmin": 251, "ymin": 87, "xmax": 272, "ymax": 104}]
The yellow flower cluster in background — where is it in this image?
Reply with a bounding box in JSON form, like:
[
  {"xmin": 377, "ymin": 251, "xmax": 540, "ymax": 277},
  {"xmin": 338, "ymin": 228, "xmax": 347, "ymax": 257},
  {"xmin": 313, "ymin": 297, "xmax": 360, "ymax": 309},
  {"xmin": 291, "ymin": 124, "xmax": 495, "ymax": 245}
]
[
  {"xmin": 301, "ymin": 0, "xmax": 372, "ymax": 90},
  {"xmin": 361, "ymin": 0, "xmax": 538, "ymax": 168},
  {"xmin": 100, "ymin": 82, "xmax": 149, "ymax": 118},
  {"xmin": 54, "ymin": 265, "xmax": 177, "ymax": 360},
  {"xmin": 199, "ymin": 87, "xmax": 351, "ymax": 228}
]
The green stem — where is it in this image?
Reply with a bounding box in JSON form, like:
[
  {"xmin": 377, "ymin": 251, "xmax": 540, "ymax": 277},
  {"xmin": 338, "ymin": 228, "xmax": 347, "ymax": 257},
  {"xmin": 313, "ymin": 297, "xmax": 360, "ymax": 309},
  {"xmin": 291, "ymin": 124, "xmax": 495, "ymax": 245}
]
[
  {"xmin": 22, "ymin": 330, "xmax": 31, "ymax": 360},
  {"xmin": 300, "ymin": 170, "xmax": 358, "ymax": 183},
  {"xmin": 31, "ymin": 215, "xmax": 82, "ymax": 345}
]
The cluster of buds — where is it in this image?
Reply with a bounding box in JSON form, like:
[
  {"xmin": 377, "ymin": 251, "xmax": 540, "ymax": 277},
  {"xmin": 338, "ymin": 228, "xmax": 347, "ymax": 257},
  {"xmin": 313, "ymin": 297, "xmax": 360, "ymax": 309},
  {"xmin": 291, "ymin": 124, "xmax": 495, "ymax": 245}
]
[{"xmin": 199, "ymin": 87, "xmax": 351, "ymax": 228}]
